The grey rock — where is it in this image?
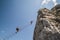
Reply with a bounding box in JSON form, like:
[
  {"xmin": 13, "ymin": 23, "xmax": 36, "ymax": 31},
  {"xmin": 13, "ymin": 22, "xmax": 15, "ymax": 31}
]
[{"xmin": 33, "ymin": 4, "xmax": 60, "ymax": 40}]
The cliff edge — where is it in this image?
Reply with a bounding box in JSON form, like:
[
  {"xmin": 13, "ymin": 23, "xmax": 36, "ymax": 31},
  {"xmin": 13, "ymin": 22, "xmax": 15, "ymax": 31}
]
[{"xmin": 33, "ymin": 4, "xmax": 60, "ymax": 40}]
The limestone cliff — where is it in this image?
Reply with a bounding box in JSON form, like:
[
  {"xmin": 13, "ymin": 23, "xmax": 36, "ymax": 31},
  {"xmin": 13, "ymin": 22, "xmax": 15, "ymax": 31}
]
[{"xmin": 33, "ymin": 4, "xmax": 60, "ymax": 40}]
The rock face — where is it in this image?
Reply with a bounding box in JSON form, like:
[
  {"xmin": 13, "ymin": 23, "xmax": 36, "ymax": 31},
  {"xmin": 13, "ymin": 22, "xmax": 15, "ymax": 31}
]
[{"xmin": 33, "ymin": 4, "xmax": 60, "ymax": 40}]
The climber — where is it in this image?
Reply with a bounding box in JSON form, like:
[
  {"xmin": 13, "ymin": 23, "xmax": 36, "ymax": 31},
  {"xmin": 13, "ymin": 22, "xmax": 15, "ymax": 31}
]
[
  {"xmin": 15, "ymin": 27, "xmax": 19, "ymax": 33},
  {"xmin": 30, "ymin": 21, "xmax": 33, "ymax": 24}
]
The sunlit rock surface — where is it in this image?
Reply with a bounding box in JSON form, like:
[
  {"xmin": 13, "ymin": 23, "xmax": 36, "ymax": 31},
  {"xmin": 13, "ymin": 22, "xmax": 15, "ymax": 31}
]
[{"xmin": 33, "ymin": 4, "xmax": 60, "ymax": 40}]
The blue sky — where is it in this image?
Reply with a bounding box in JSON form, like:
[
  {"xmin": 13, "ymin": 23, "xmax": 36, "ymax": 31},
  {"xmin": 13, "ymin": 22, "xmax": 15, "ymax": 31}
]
[{"xmin": 0, "ymin": 0, "xmax": 60, "ymax": 40}]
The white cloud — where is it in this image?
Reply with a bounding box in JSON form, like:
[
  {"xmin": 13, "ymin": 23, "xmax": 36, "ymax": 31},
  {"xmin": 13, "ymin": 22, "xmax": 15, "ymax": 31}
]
[
  {"xmin": 52, "ymin": 0, "xmax": 58, "ymax": 6},
  {"xmin": 41, "ymin": 0, "xmax": 58, "ymax": 6},
  {"xmin": 41, "ymin": 0, "xmax": 50, "ymax": 5}
]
